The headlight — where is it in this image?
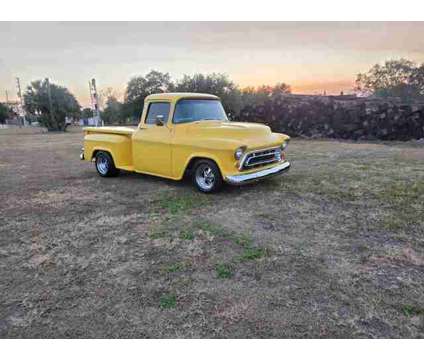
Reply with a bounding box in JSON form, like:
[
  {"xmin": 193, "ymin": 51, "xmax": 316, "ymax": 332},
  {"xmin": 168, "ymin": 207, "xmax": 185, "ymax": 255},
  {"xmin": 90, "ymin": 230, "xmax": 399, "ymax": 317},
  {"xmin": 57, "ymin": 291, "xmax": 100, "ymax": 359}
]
[
  {"xmin": 234, "ymin": 146, "xmax": 246, "ymax": 160},
  {"xmin": 281, "ymin": 140, "xmax": 289, "ymax": 150}
]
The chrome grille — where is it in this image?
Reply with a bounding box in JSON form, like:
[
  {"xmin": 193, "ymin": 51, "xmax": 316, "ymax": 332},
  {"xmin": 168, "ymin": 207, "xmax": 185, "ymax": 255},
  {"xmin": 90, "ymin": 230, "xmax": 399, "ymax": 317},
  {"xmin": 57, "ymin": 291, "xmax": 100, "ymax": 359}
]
[{"xmin": 241, "ymin": 147, "xmax": 281, "ymax": 170}]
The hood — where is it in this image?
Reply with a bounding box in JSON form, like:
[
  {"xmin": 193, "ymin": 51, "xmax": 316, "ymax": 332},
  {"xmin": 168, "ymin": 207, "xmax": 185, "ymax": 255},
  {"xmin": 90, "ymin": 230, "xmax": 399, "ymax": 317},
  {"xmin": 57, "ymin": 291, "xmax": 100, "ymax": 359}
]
[{"xmin": 183, "ymin": 120, "xmax": 272, "ymax": 142}]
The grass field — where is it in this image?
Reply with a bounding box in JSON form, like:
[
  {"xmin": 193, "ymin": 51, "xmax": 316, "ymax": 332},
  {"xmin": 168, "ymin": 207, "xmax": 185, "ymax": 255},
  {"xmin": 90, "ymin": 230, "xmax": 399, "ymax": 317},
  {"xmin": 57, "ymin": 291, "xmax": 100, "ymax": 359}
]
[{"xmin": 1, "ymin": 129, "xmax": 423, "ymax": 338}]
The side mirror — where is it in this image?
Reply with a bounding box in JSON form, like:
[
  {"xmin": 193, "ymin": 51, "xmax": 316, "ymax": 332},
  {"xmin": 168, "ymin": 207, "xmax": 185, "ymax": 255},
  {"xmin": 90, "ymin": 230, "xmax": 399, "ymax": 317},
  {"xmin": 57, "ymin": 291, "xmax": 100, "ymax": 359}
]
[{"xmin": 155, "ymin": 115, "xmax": 165, "ymax": 126}]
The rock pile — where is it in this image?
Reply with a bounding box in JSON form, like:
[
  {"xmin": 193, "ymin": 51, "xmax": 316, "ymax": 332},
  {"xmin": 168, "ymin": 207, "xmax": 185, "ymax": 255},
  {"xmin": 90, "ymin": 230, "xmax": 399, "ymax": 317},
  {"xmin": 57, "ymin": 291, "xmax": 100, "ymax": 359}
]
[{"xmin": 238, "ymin": 94, "xmax": 424, "ymax": 140}]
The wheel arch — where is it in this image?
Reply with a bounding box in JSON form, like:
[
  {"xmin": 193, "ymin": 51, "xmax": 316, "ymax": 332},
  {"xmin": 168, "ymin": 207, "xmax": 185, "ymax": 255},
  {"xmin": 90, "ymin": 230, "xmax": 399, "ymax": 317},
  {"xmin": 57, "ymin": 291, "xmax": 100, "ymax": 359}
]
[
  {"xmin": 91, "ymin": 147, "xmax": 115, "ymax": 161},
  {"xmin": 183, "ymin": 155, "xmax": 223, "ymax": 179}
]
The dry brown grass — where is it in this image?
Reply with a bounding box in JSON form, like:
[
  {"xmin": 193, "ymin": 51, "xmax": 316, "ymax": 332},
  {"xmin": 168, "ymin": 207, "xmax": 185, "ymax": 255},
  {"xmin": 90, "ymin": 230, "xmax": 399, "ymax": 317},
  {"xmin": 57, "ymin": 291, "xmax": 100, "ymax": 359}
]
[{"xmin": 0, "ymin": 131, "xmax": 423, "ymax": 338}]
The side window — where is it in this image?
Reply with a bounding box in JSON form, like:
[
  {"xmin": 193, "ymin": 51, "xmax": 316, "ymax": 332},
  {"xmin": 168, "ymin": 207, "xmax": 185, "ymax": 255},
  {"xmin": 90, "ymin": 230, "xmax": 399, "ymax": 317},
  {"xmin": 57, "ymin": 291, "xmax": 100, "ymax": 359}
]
[{"xmin": 145, "ymin": 102, "xmax": 170, "ymax": 125}]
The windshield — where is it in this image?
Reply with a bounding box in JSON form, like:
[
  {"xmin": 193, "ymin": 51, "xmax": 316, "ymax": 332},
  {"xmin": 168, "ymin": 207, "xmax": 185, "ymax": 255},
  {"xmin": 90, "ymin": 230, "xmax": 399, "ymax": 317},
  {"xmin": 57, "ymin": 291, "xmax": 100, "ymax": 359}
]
[{"xmin": 173, "ymin": 99, "xmax": 228, "ymax": 124}]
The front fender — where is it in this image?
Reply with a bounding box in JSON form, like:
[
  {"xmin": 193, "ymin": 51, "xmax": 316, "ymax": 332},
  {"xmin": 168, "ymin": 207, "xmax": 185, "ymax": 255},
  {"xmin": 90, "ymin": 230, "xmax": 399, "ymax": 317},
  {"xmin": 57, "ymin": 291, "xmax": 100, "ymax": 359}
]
[{"xmin": 173, "ymin": 145, "xmax": 237, "ymax": 180}]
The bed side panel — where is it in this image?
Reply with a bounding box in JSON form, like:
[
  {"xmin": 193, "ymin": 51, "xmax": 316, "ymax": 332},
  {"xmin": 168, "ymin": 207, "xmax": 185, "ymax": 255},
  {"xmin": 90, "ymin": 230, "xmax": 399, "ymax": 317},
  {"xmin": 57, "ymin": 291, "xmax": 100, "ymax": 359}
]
[{"xmin": 84, "ymin": 133, "xmax": 133, "ymax": 169}]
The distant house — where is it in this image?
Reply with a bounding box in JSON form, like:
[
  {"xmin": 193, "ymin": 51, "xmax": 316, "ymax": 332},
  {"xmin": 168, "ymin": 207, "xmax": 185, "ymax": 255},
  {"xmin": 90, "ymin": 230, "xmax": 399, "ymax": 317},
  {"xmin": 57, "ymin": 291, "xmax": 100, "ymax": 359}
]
[{"xmin": 79, "ymin": 116, "xmax": 102, "ymax": 127}]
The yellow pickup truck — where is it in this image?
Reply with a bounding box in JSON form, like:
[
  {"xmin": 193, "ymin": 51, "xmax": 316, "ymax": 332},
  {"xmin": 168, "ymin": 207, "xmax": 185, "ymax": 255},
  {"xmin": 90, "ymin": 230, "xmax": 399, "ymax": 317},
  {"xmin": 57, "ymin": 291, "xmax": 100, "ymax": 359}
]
[{"xmin": 80, "ymin": 93, "xmax": 290, "ymax": 192}]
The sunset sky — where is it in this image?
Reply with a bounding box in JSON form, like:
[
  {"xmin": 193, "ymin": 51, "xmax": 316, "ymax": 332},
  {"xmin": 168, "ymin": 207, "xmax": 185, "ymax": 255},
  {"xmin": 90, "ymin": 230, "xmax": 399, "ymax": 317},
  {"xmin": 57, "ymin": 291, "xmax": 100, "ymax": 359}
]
[{"xmin": 1, "ymin": 22, "xmax": 424, "ymax": 107}]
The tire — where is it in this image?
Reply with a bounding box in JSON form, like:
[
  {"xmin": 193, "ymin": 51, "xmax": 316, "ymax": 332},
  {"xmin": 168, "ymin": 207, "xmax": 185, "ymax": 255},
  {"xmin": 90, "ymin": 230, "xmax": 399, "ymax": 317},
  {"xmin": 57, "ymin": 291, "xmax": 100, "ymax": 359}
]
[
  {"xmin": 192, "ymin": 159, "xmax": 223, "ymax": 193},
  {"xmin": 95, "ymin": 151, "xmax": 120, "ymax": 177}
]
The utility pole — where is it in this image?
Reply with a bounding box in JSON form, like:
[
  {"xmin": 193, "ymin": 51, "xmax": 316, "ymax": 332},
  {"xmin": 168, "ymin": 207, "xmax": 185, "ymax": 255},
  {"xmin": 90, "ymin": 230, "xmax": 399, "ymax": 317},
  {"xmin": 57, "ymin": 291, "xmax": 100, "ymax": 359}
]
[
  {"xmin": 89, "ymin": 78, "xmax": 102, "ymax": 126},
  {"xmin": 5, "ymin": 90, "xmax": 8, "ymax": 104},
  {"xmin": 16, "ymin": 77, "xmax": 26, "ymax": 126},
  {"xmin": 45, "ymin": 78, "xmax": 55, "ymax": 128}
]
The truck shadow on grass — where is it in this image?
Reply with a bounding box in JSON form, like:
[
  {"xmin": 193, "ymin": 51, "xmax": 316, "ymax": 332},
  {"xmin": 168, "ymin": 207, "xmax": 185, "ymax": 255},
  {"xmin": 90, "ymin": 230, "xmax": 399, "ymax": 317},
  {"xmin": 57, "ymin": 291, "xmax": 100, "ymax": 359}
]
[{"xmin": 116, "ymin": 169, "xmax": 276, "ymax": 196}]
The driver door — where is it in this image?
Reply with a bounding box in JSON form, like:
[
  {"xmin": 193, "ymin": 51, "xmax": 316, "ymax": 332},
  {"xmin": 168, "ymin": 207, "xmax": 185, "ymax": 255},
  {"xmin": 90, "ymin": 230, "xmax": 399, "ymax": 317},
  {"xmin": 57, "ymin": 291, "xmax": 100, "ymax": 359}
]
[{"xmin": 132, "ymin": 102, "xmax": 173, "ymax": 177}]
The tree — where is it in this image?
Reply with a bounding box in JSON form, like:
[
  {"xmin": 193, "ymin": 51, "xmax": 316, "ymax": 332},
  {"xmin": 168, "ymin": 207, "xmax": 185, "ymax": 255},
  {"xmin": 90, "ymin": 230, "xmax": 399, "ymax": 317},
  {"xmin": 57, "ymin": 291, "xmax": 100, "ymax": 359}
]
[
  {"xmin": 356, "ymin": 59, "xmax": 424, "ymax": 102},
  {"xmin": 245, "ymin": 85, "xmax": 271, "ymax": 106},
  {"xmin": 410, "ymin": 63, "xmax": 424, "ymax": 98},
  {"xmin": 0, "ymin": 103, "xmax": 9, "ymax": 124},
  {"xmin": 175, "ymin": 73, "xmax": 242, "ymax": 118},
  {"xmin": 240, "ymin": 83, "xmax": 291, "ymax": 110},
  {"xmin": 24, "ymin": 79, "xmax": 80, "ymax": 131},
  {"xmin": 81, "ymin": 107, "xmax": 93, "ymax": 119},
  {"xmin": 99, "ymin": 87, "xmax": 121, "ymax": 110},
  {"xmin": 124, "ymin": 70, "xmax": 173, "ymax": 120},
  {"xmin": 272, "ymin": 82, "xmax": 291, "ymax": 97},
  {"xmin": 102, "ymin": 96, "xmax": 124, "ymax": 125}
]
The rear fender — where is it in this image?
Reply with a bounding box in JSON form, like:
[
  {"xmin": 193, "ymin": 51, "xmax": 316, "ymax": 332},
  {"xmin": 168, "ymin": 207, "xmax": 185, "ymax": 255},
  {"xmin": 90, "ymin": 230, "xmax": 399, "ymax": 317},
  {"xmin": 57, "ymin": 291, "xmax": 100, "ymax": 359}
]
[{"xmin": 84, "ymin": 133, "xmax": 132, "ymax": 168}]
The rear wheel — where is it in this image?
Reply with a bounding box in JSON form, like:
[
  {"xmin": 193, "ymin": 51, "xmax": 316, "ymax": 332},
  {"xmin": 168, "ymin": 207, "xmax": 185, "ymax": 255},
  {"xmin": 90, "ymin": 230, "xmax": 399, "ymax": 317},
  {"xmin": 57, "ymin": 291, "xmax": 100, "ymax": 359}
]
[
  {"xmin": 192, "ymin": 159, "xmax": 223, "ymax": 193},
  {"xmin": 95, "ymin": 151, "xmax": 119, "ymax": 177}
]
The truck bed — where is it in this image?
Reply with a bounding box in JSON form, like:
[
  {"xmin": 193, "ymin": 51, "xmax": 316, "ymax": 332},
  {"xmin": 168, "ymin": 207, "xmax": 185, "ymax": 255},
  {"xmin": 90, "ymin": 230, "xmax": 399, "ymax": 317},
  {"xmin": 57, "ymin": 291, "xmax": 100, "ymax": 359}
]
[
  {"xmin": 83, "ymin": 126, "xmax": 136, "ymax": 171},
  {"xmin": 83, "ymin": 126, "xmax": 136, "ymax": 136}
]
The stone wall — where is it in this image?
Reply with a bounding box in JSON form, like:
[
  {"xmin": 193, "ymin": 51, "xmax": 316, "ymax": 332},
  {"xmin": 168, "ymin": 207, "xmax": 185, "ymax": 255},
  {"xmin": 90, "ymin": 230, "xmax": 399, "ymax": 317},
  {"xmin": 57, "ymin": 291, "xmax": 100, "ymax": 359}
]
[{"xmin": 238, "ymin": 94, "xmax": 424, "ymax": 140}]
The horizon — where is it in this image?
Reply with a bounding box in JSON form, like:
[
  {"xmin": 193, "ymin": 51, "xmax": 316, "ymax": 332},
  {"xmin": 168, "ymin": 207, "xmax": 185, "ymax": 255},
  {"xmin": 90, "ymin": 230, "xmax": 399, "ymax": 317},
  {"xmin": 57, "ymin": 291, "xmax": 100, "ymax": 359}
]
[{"xmin": 1, "ymin": 21, "xmax": 424, "ymax": 107}]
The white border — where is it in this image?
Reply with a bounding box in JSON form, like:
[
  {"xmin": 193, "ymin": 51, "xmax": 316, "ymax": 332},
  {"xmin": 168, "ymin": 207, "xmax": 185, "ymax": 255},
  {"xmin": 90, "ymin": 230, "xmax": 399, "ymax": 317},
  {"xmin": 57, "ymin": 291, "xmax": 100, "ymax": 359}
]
[
  {"xmin": 1, "ymin": 339, "xmax": 423, "ymax": 360},
  {"xmin": 1, "ymin": 0, "xmax": 424, "ymax": 21},
  {"xmin": 1, "ymin": 0, "xmax": 423, "ymax": 355}
]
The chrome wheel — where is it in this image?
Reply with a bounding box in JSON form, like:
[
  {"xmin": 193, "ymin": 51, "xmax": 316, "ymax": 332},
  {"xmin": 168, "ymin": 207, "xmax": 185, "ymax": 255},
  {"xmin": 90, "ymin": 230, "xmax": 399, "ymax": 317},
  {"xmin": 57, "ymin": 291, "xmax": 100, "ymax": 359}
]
[
  {"xmin": 96, "ymin": 155, "xmax": 109, "ymax": 175},
  {"xmin": 195, "ymin": 164, "xmax": 215, "ymax": 191}
]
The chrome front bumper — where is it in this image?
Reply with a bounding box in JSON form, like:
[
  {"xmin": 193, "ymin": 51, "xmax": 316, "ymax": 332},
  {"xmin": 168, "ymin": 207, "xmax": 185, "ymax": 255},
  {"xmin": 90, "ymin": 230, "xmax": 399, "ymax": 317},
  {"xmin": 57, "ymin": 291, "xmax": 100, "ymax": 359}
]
[{"xmin": 224, "ymin": 161, "xmax": 291, "ymax": 185}]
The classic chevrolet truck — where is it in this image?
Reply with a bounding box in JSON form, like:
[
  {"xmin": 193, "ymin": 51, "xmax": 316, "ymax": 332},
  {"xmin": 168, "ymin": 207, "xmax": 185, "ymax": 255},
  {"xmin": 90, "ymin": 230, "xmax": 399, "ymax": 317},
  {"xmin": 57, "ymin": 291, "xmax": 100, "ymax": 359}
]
[{"xmin": 80, "ymin": 93, "xmax": 290, "ymax": 192}]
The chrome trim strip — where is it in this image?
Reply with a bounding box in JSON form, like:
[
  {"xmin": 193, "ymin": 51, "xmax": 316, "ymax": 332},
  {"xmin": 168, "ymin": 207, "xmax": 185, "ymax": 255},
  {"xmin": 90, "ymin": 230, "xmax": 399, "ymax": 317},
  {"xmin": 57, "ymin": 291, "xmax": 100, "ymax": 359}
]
[
  {"xmin": 238, "ymin": 146, "xmax": 280, "ymax": 170},
  {"xmin": 225, "ymin": 161, "xmax": 291, "ymax": 185}
]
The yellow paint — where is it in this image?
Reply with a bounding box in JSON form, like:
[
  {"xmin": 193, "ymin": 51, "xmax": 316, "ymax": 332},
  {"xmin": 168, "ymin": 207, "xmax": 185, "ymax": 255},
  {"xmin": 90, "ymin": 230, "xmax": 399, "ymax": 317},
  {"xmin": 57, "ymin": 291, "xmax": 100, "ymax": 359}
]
[{"xmin": 83, "ymin": 93, "xmax": 290, "ymax": 181}]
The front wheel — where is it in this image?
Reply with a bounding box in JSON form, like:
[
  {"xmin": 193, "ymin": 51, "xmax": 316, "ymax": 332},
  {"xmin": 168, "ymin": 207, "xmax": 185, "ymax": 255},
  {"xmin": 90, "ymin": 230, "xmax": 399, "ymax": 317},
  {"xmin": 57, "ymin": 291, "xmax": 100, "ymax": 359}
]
[
  {"xmin": 95, "ymin": 151, "xmax": 120, "ymax": 177},
  {"xmin": 192, "ymin": 159, "xmax": 223, "ymax": 193}
]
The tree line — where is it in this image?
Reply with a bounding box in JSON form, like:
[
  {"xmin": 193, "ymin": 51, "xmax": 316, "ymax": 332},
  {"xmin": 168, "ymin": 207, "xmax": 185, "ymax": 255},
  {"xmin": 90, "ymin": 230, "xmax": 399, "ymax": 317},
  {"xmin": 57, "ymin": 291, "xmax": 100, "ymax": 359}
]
[
  {"xmin": 1, "ymin": 58, "xmax": 423, "ymax": 130},
  {"xmin": 100, "ymin": 71, "xmax": 292, "ymax": 125},
  {"xmin": 16, "ymin": 72, "xmax": 291, "ymax": 130}
]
